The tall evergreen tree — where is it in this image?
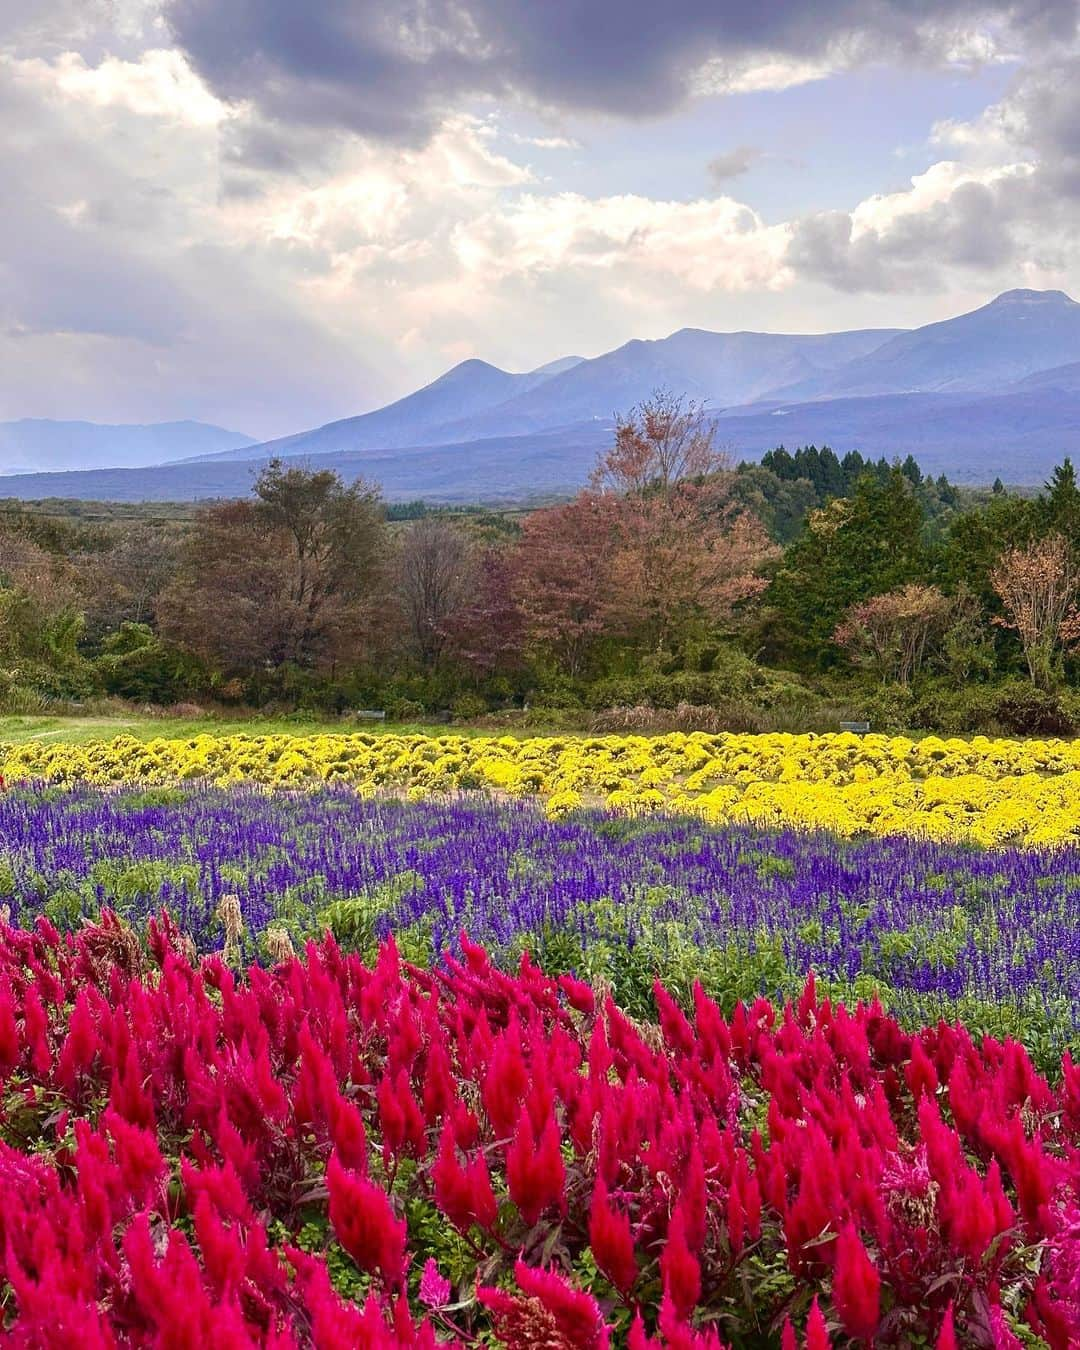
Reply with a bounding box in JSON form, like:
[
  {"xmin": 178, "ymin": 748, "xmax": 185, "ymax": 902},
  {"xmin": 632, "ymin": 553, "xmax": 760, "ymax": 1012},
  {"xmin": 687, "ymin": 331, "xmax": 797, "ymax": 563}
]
[{"xmin": 1043, "ymin": 458, "xmax": 1080, "ymax": 545}]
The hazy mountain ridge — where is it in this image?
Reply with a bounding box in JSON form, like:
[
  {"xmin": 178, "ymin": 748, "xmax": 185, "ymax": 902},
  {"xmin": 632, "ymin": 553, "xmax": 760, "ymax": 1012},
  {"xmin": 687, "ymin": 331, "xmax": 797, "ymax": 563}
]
[
  {"xmin": 437, "ymin": 326, "xmax": 909, "ymax": 439},
  {"xmin": 1011, "ymin": 360, "xmax": 1080, "ymax": 394},
  {"xmin": 0, "ymin": 419, "xmax": 256, "ymax": 475},
  {"xmin": 184, "ymin": 289, "xmax": 1080, "ymax": 474},
  {"xmin": 194, "ymin": 327, "xmax": 906, "ymax": 464}
]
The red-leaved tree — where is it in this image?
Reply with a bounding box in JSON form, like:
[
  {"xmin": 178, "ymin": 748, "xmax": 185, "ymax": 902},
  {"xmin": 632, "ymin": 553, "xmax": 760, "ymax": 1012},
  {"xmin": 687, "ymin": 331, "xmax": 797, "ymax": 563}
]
[{"xmin": 512, "ymin": 493, "xmax": 623, "ymax": 678}]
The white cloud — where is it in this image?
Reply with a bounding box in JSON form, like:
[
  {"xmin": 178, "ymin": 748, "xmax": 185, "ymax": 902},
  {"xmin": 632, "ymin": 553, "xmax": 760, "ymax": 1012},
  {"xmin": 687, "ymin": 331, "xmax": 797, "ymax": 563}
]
[
  {"xmin": 44, "ymin": 48, "xmax": 228, "ymax": 126},
  {"xmin": 451, "ymin": 192, "xmax": 792, "ymax": 292},
  {"xmin": 694, "ymin": 53, "xmax": 836, "ymax": 95},
  {"xmin": 848, "ymin": 159, "xmax": 1033, "ymax": 239},
  {"xmin": 506, "ymin": 133, "xmax": 581, "ymax": 150},
  {"xmin": 787, "ymin": 58, "xmax": 1080, "ymax": 292}
]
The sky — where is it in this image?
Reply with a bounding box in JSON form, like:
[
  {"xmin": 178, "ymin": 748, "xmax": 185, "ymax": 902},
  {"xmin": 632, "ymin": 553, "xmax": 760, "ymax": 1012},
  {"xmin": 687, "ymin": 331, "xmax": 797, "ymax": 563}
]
[{"xmin": 1, "ymin": 0, "xmax": 1079, "ymax": 440}]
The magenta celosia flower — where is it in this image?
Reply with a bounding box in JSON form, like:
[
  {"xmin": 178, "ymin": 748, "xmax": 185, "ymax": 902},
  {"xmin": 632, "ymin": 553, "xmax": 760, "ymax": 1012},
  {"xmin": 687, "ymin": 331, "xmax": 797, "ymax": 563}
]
[
  {"xmin": 326, "ymin": 1153, "xmax": 406, "ymax": 1289},
  {"xmin": 419, "ymin": 1258, "xmax": 451, "ymax": 1309},
  {"xmin": 660, "ymin": 1207, "xmax": 701, "ymax": 1323},
  {"xmin": 806, "ymin": 1296, "xmax": 833, "ymax": 1350},
  {"xmin": 505, "ymin": 1104, "xmax": 566, "ymax": 1226},
  {"xmin": 937, "ymin": 1302, "xmax": 958, "ymax": 1350},
  {"xmin": 589, "ymin": 1179, "xmax": 637, "ymax": 1296},
  {"xmin": 832, "ymin": 1224, "xmax": 880, "ymax": 1342}
]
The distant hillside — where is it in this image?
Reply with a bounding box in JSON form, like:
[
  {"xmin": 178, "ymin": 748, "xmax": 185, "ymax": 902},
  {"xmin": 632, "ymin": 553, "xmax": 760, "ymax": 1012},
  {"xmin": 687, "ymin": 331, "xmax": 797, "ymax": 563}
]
[
  {"xmin": 0, "ymin": 425, "xmax": 614, "ymax": 504},
  {"xmin": 0, "ymin": 419, "xmax": 256, "ymax": 474},
  {"xmin": 10, "ymin": 288, "xmax": 1080, "ymax": 497},
  {"xmin": 180, "ymin": 289, "xmax": 1080, "ymax": 481},
  {"xmin": 712, "ymin": 388, "xmax": 1080, "ymax": 483}
]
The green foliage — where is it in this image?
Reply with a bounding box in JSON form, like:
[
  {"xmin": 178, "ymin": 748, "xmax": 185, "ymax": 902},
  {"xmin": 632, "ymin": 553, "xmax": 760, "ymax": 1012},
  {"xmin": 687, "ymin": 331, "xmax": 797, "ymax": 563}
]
[
  {"xmin": 95, "ymin": 622, "xmax": 208, "ymax": 703},
  {"xmin": 765, "ymin": 468, "xmax": 931, "ymax": 669},
  {"xmin": 735, "ymin": 447, "xmax": 963, "ymax": 545},
  {"xmin": 89, "ymin": 859, "xmax": 200, "ymax": 917},
  {"xmin": 317, "ymin": 871, "xmax": 425, "ymax": 959},
  {"xmin": 988, "ymin": 680, "xmax": 1075, "ymax": 736},
  {"xmin": 4, "ymin": 450, "xmax": 1080, "ymax": 737},
  {"xmin": 938, "ymin": 492, "xmax": 1040, "ymax": 609},
  {"xmin": 1042, "ymin": 457, "xmax": 1080, "ymax": 543},
  {"xmin": 451, "ymin": 693, "xmax": 488, "ymax": 722},
  {"xmin": 43, "ymin": 889, "xmax": 97, "ymax": 932}
]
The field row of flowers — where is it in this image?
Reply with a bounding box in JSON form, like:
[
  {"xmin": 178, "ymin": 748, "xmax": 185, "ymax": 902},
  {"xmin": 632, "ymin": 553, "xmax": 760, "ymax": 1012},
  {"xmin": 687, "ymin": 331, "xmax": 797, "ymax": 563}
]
[
  {"xmin": 2, "ymin": 786, "xmax": 1078, "ymax": 1058},
  {"xmin": 5, "ymin": 729, "xmax": 1080, "ymax": 844},
  {"xmin": 1, "ymin": 909, "xmax": 1078, "ymax": 1346}
]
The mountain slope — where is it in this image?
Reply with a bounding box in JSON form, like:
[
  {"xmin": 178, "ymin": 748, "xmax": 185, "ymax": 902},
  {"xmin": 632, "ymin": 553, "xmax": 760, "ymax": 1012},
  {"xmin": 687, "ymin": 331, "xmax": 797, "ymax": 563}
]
[
  {"xmin": 10, "ymin": 288, "xmax": 1080, "ymax": 495},
  {"xmin": 713, "ymin": 388, "xmax": 1080, "ymax": 482},
  {"xmin": 770, "ymin": 289, "xmax": 1080, "ymax": 400},
  {"xmin": 435, "ymin": 326, "xmax": 907, "ymax": 441},
  {"xmin": 0, "ymin": 424, "xmax": 614, "ymax": 503},
  {"xmin": 200, "ymin": 326, "xmax": 904, "ymax": 465},
  {"xmin": 199, "ymin": 355, "xmax": 585, "ymax": 464},
  {"xmin": 1012, "ymin": 360, "xmax": 1080, "ymax": 395},
  {"xmin": 0, "ymin": 419, "xmax": 255, "ymax": 474}
]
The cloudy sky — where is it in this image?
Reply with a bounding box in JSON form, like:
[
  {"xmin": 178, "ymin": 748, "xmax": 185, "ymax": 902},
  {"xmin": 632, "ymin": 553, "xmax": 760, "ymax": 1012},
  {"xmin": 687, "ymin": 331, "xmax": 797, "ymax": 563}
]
[{"xmin": 2, "ymin": 0, "xmax": 1079, "ymax": 439}]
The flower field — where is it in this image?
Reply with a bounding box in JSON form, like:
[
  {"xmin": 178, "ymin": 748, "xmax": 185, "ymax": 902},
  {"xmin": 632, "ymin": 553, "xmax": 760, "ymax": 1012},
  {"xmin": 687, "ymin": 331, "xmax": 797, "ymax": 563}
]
[
  {"xmin": 6, "ymin": 727, "xmax": 1080, "ymax": 844},
  {"xmin": 4, "ymin": 911, "xmax": 1080, "ymax": 1348},
  {"xmin": 2, "ymin": 730, "xmax": 1080, "ymax": 1345},
  {"xmin": 2, "ymin": 786, "xmax": 1079, "ymax": 1056}
]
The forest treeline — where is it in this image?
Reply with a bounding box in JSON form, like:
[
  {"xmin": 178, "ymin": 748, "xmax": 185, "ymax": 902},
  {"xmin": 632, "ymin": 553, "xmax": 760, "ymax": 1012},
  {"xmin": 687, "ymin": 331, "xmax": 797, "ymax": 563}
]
[{"xmin": 2, "ymin": 390, "xmax": 1079, "ymax": 735}]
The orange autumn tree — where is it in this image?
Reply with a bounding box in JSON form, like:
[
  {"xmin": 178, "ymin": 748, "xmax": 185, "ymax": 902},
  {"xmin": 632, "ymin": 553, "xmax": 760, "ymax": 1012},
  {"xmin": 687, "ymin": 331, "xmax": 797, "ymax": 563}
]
[
  {"xmin": 593, "ymin": 391, "xmax": 777, "ymax": 654},
  {"xmin": 991, "ymin": 533, "xmax": 1080, "ymax": 689},
  {"xmin": 515, "ymin": 392, "xmax": 776, "ymax": 674},
  {"xmin": 593, "ymin": 389, "xmax": 725, "ymax": 496}
]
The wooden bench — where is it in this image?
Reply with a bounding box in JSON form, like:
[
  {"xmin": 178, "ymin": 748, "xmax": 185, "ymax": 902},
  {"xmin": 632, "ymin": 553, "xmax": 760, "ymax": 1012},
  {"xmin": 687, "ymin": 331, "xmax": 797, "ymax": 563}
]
[
  {"xmin": 839, "ymin": 720, "xmax": 870, "ymax": 735},
  {"xmin": 353, "ymin": 709, "xmax": 387, "ymax": 722}
]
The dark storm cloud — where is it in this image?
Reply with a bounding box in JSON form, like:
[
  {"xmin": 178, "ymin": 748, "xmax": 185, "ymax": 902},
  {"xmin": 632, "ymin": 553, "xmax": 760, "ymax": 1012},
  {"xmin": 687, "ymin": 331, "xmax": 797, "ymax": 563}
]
[{"xmin": 162, "ymin": 0, "xmax": 1080, "ymax": 142}]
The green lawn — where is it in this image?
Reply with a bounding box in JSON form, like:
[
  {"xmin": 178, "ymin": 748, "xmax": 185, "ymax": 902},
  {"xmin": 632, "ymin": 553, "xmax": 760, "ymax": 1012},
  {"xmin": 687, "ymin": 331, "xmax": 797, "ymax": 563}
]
[{"xmin": 0, "ymin": 714, "xmax": 452, "ymax": 746}]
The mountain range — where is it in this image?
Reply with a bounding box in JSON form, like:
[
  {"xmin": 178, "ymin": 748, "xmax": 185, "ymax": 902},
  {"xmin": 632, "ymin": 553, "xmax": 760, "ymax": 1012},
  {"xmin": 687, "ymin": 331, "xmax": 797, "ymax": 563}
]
[{"xmin": 3, "ymin": 288, "xmax": 1080, "ymax": 501}]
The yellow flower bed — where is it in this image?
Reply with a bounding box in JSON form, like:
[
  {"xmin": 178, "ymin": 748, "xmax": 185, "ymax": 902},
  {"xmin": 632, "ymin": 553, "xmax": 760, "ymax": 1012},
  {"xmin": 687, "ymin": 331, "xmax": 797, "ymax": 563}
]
[{"xmin": 4, "ymin": 730, "xmax": 1080, "ymax": 845}]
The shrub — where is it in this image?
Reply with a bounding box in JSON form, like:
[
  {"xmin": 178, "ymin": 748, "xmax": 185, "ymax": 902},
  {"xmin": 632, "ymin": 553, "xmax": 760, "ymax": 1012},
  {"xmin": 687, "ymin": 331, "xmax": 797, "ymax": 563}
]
[
  {"xmin": 450, "ymin": 692, "xmax": 487, "ymax": 722},
  {"xmin": 385, "ymin": 697, "xmax": 427, "ymax": 722},
  {"xmin": 990, "ymin": 680, "xmax": 1074, "ymax": 736}
]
